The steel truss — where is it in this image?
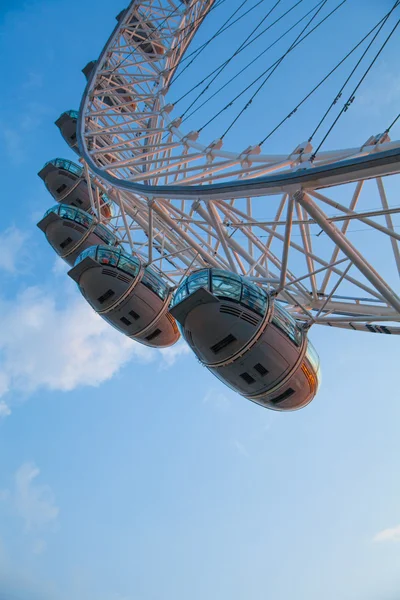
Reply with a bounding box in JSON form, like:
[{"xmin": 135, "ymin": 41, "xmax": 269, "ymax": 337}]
[{"xmin": 77, "ymin": 0, "xmax": 400, "ymax": 334}]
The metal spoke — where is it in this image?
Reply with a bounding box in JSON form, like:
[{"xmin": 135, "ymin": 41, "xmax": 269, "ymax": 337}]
[{"xmin": 70, "ymin": 0, "xmax": 400, "ymax": 334}]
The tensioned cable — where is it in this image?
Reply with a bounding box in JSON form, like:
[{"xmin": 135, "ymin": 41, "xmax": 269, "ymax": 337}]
[
  {"xmin": 386, "ymin": 111, "xmax": 400, "ymax": 133},
  {"xmin": 94, "ymin": 0, "xmax": 227, "ymax": 124},
  {"xmin": 308, "ymin": 0, "xmax": 400, "ymax": 150},
  {"xmin": 196, "ymin": 0, "xmax": 346, "ymax": 135},
  {"xmin": 105, "ymin": 0, "xmax": 227, "ymax": 79},
  {"xmin": 170, "ymin": 0, "xmax": 268, "ymax": 72},
  {"xmin": 170, "ymin": 0, "xmax": 261, "ymax": 86},
  {"xmin": 220, "ymin": 0, "xmax": 331, "ymax": 139},
  {"xmin": 172, "ymin": 0, "xmax": 305, "ymax": 106},
  {"xmin": 104, "ymin": 0, "xmax": 196, "ymax": 78},
  {"xmin": 310, "ymin": 8, "xmax": 400, "ymax": 160},
  {"xmin": 179, "ymin": 0, "xmax": 283, "ymax": 119},
  {"xmin": 257, "ymin": 5, "xmax": 399, "ymax": 145},
  {"xmin": 180, "ymin": 0, "xmax": 326, "ymax": 125}
]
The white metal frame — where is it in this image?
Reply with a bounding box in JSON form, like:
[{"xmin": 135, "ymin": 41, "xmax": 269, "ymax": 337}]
[{"xmin": 76, "ymin": 0, "xmax": 400, "ymax": 334}]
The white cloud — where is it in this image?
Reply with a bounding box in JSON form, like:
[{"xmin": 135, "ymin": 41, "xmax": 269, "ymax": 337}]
[
  {"xmin": 2, "ymin": 462, "xmax": 59, "ymax": 533},
  {"xmin": 0, "ymin": 401, "xmax": 11, "ymax": 420},
  {"xmin": 159, "ymin": 340, "xmax": 190, "ymax": 368},
  {"xmin": 1, "ymin": 102, "xmax": 50, "ymax": 165},
  {"xmin": 32, "ymin": 539, "xmax": 47, "ymax": 555},
  {"xmin": 203, "ymin": 388, "xmax": 231, "ymax": 411},
  {"xmin": 52, "ymin": 257, "xmax": 70, "ymax": 277},
  {"xmin": 233, "ymin": 440, "xmax": 249, "ymax": 458},
  {"xmin": 0, "ymin": 227, "xmax": 28, "ymax": 273},
  {"xmin": 0, "ymin": 286, "xmax": 153, "ymax": 398},
  {"xmin": 0, "ymin": 283, "xmax": 190, "ymax": 401},
  {"xmin": 0, "ymin": 226, "xmax": 190, "ymax": 402},
  {"xmin": 0, "ymin": 373, "xmax": 9, "ymax": 397},
  {"xmin": 373, "ymin": 524, "xmax": 400, "ymax": 543}
]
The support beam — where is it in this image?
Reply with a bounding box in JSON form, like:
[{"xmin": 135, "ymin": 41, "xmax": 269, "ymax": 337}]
[
  {"xmin": 376, "ymin": 177, "xmax": 400, "ymax": 276},
  {"xmin": 278, "ymin": 195, "xmax": 294, "ymax": 292},
  {"xmin": 295, "ymin": 191, "xmax": 400, "ymax": 314}
]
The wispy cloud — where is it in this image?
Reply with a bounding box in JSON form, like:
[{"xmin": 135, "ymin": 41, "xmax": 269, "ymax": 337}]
[
  {"xmin": 1, "ymin": 102, "xmax": 50, "ymax": 165},
  {"xmin": 159, "ymin": 340, "xmax": 190, "ymax": 368},
  {"xmin": 203, "ymin": 388, "xmax": 231, "ymax": 411},
  {"xmin": 0, "ymin": 286, "xmax": 152, "ymax": 398},
  {"xmin": 32, "ymin": 539, "xmax": 47, "ymax": 555},
  {"xmin": 1, "ymin": 462, "xmax": 58, "ymax": 534},
  {"xmin": 52, "ymin": 257, "xmax": 70, "ymax": 277},
  {"xmin": 0, "ymin": 283, "xmax": 189, "ymax": 402},
  {"xmin": 14, "ymin": 463, "xmax": 59, "ymax": 533},
  {"xmin": 0, "ymin": 229, "xmax": 190, "ymax": 404},
  {"xmin": 0, "ymin": 227, "xmax": 29, "ymax": 274},
  {"xmin": 373, "ymin": 524, "xmax": 400, "ymax": 543},
  {"xmin": 233, "ymin": 440, "xmax": 250, "ymax": 458},
  {"xmin": 0, "ymin": 401, "xmax": 11, "ymax": 420}
]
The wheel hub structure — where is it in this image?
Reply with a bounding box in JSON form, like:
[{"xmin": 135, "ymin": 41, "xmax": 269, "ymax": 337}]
[{"xmin": 76, "ymin": 0, "xmax": 400, "ymax": 334}]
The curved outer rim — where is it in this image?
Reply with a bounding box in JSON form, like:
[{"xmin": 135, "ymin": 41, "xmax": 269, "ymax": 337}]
[
  {"xmin": 75, "ymin": 0, "xmax": 400, "ymax": 333},
  {"xmin": 77, "ymin": 1, "xmax": 400, "ymax": 199}
]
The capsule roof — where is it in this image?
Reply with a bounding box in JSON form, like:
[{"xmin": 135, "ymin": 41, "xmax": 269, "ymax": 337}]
[
  {"xmin": 70, "ymin": 245, "xmax": 170, "ymax": 301},
  {"xmin": 172, "ymin": 268, "xmax": 269, "ymax": 317},
  {"xmin": 55, "ymin": 109, "xmax": 79, "ymax": 123},
  {"xmin": 55, "ymin": 111, "xmax": 80, "ymax": 154},
  {"xmin": 38, "ymin": 158, "xmax": 83, "ymax": 180},
  {"xmin": 82, "ymin": 61, "xmax": 96, "ymax": 80},
  {"xmin": 38, "ymin": 204, "xmax": 118, "ymax": 247},
  {"xmin": 75, "ymin": 244, "xmax": 140, "ymax": 271}
]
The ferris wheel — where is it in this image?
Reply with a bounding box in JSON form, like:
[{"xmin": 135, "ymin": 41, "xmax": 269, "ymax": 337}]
[{"xmin": 37, "ymin": 0, "xmax": 400, "ymax": 411}]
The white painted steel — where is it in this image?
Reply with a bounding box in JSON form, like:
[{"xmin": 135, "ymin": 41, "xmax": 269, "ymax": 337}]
[{"xmin": 76, "ymin": 0, "xmax": 400, "ymax": 334}]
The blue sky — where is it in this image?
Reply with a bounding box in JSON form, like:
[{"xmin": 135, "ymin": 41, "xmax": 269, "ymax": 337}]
[{"xmin": 0, "ymin": 1, "xmax": 400, "ymax": 599}]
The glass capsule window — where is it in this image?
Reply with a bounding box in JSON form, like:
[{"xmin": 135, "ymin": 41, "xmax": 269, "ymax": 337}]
[
  {"xmin": 75, "ymin": 246, "xmax": 141, "ymax": 279},
  {"xmin": 306, "ymin": 339, "xmax": 322, "ymax": 387},
  {"xmin": 99, "ymin": 193, "xmax": 115, "ymax": 220},
  {"xmin": 306, "ymin": 339, "xmax": 319, "ymax": 372},
  {"xmin": 211, "ymin": 270, "xmax": 241, "ymax": 302},
  {"xmin": 64, "ymin": 110, "xmax": 79, "ymax": 119},
  {"xmin": 173, "ymin": 284, "xmax": 189, "ymax": 306},
  {"xmin": 75, "ymin": 246, "xmax": 95, "ymax": 265},
  {"xmin": 45, "ymin": 205, "xmax": 118, "ymax": 247},
  {"xmin": 187, "ymin": 269, "xmax": 210, "ymax": 294},
  {"xmin": 45, "ymin": 204, "xmax": 91, "ymax": 226},
  {"xmin": 44, "ymin": 158, "xmax": 83, "ymax": 177},
  {"xmin": 117, "ymin": 254, "xmax": 140, "ymax": 278},
  {"xmin": 97, "ymin": 246, "xmax": 119, "ymax": 267},
  {"xmin": 94, "ymin": 224, "xmax": 118, "ymax": 246},
  {"xmin": 141, "ymin": 267, "xmax": 169, "ymax": 300},
  {"xmin": 172, "ymin": 269, "xmax": 269, "ymax": 317},
  {"xmin": 241, "ymin": 282, "xmax": 267, "ymax": 315},
  {"xmin": 272, "ymin": 302, "xmax": 303, "ymax": 347}
]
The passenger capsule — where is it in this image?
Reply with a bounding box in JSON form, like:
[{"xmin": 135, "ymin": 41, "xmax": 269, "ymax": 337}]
[
  {"xmin": 82, "ymin": 61, "xmax": 137, "ymax": 111},
  {"xmin": 55, "ymin": 110, "xmax": 79, "ymax": 153},
  {"xmin": 115, "ymin": 10, "xmax": 165, "ymax": 55},
  {"xmin": 55, "ymin": 108, "xmax": 117, "ymax": 166},
  {"xmin": 68, "ymin": 245, "xmax": 180, "ymax": 348},
  {"xmin": 37, "ymin": 205, "xmax": 119, "ymax": 266},
  {"xmin": 170, "ymin": 269, "xmax": 321, "ymax": 411},
  {"xmin": 38, "ymin": 158, "xmax": 113, "ymax": 219}
]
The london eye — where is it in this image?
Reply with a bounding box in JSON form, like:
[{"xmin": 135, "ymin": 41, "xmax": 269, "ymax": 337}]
[{"xmin": 37, "ymin": 0, "xmax": 400, "ymax": 411}]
